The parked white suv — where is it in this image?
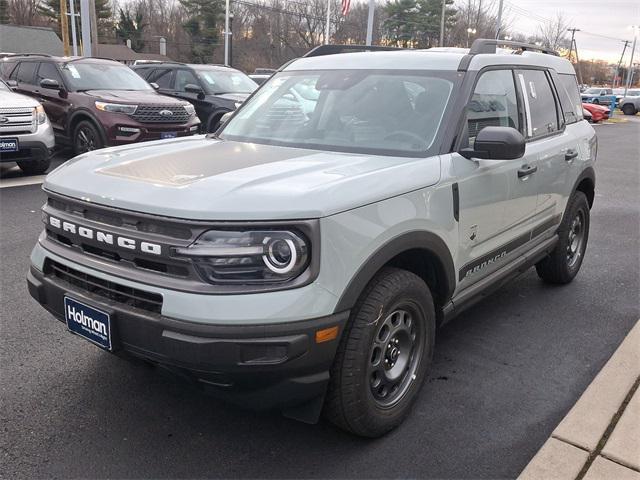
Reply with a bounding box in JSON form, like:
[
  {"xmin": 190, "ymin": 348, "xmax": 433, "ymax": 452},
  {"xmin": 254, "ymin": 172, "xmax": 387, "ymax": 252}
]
[
  {"xmin": 0, "ymin": 78, "xmax": 54, "ymax": 174},
  {"xmin": 28, "ymin": 40, "xmax": 596, "ymax": 437}
]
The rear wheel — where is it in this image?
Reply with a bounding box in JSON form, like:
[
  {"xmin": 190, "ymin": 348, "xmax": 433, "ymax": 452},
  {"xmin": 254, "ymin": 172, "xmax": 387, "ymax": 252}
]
[
  {"xmin": 622, "ymin": 104, "xmax": 637, "ymax": 115},
  {"xmin": 17, "ymin": 156, "xmax": 50, "ymax": 175},
  {"xmin": 536, "ymin": 191, "xmax": 590, "ymax": 284},
  {"xmin": 324, "ymin": 267, "xmax": 435, "ymax": 437},
  {"xmin": 73, "ymin": 120, "xmax": 104, "ymax": 155}
]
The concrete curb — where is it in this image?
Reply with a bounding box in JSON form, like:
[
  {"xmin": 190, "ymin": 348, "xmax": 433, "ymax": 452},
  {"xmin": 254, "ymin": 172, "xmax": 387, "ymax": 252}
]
[{"xmin": 518, "ymin": 320, "xmax": 640, "ymax": 480}]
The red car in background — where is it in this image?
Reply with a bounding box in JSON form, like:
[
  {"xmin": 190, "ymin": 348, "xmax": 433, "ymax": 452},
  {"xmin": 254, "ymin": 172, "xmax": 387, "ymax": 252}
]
[{"xmin": 582, "ymin": 102, "xmax": 610, "ymax": 123}]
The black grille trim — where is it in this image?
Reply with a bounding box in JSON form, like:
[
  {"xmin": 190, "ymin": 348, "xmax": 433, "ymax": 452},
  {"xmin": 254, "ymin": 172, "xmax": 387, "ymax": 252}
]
[
  {"xmin": 45, "ymin": 260, "xmax": 163, "ymax": 314},
  {"xmin": 130, "ymin": 105, "xmax": 191, "ymax": 124}
]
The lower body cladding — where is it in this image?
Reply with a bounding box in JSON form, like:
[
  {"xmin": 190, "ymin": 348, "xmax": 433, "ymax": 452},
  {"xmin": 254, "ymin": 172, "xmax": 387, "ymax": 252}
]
[
  {"xmin": 107, "ymin": 124, "xmax": 200, "ymax": 145},
  {"xmin": 27, "ymin": 260, "xmax": 349, "ymax": 423}
]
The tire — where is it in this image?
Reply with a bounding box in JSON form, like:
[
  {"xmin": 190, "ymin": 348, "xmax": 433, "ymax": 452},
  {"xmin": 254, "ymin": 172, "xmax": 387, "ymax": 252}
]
[
  {"xmin": 324, "ymin": 267, "xmax": 435, "ymax": 437},
  {"xmin": 207, "ymin": 112, "xmax": 227, "ymax": 133},
  {"xmin": 17, "ymin": 156, "xmax": 51, "ymax": 175},
  {"xmin": 73, "ymin": 120, "xmax": 104, "ymax": 155},
  {"xmin": 622, "ymin": 104, "xmax": 637, "ymax": 116},
  {"xmin": 536, "ymin": 191, "xmax": 590, "ymax": 284}
]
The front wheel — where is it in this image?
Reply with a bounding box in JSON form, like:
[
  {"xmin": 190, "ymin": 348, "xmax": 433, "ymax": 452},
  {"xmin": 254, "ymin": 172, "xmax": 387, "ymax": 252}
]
[
  {"xmin": 73, "ymin": 120, "xmax": 104, "ymax": 155},
  {"xmin": 536, "ymin": 191, "xmax": 590, "ymax": 284},
  {"xmin": 324, "ymin": 267, "xmax": 435, "ymax": 437},
  {"xmin": 622, "ymin": 104, "xmax": 637, "ymax": 115}
]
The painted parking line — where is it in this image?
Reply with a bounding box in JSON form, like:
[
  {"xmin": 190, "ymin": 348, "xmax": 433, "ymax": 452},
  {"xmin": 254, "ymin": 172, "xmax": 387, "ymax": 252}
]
[{"xmin": 0, "ymin": 175, "xmax": 46, "ymax": 189}]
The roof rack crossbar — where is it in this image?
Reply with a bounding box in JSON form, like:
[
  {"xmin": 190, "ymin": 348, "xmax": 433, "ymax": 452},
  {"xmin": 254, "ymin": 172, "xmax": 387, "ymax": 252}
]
[
  {"xmin": 469, "ymin": 39, "xmax": 559, "ymax": 56},
  {"xmin": 0, "ymin": 53, "xmax": 53, "ymax": 58},
  {"xmin": 303, "ymin": 44, "xmax": 403, "ymax": 58}
]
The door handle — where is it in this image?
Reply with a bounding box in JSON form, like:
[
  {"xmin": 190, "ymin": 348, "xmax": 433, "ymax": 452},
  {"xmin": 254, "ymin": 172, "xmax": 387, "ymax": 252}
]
[
  {"xmin": 565, "ymin": 149, "xmax": 579, "ymax": 161},
  {"xmin": 517, "ymin": 165, "xmax": 538, "ymax": 178}
]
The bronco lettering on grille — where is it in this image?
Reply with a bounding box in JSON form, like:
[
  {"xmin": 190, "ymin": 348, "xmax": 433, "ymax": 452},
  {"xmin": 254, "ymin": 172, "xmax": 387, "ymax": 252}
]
[{"xmin": 47, "ymin": 215, "xmax": 162, "ymax": 255}]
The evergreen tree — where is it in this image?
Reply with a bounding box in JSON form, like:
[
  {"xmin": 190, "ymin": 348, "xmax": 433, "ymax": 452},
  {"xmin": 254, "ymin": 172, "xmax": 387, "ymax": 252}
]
[
  {"xmin": 384, "ymin": 0, "xmax": 455, "ymax": 48},
  {"xmin": 115, "ymin": 7, "xmax": 146, "ymax": 52},
  {"xmin": 179, "ymin": 0, "xmax": 224, "ymax": 63}
]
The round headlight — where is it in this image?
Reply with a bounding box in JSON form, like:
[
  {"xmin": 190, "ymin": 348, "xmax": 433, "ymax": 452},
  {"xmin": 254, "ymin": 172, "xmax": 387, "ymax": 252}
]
[{"xmin": 263, "ymin": 238, "xmax": 297, "ymax": 273}]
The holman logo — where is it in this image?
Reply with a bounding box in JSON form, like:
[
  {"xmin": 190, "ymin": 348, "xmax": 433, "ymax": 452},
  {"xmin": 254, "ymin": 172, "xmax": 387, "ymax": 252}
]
[
  {"xmin": 47, "ymin": 215, "xmax": 162, "ymax": 255},
  {"xmin": 67, "ymin": 304, "xmax": 107, "ymax": 336}
]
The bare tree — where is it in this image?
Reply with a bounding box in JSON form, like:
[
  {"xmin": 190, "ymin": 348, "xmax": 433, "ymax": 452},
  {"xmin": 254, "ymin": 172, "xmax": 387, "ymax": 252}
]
[{"xmin": 537, "ymin": 12, "xmax": 570, "ymax": 52}]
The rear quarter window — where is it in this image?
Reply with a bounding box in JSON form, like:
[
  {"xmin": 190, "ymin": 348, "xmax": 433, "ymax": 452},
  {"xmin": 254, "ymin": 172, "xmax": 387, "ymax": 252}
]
[
  {"xmin": 556, "ymin": 74, "xmax": 583, "ymax": 124},
  {"xmin": 516, "ymin": 69, "xmax": 559, "ymax": 139},
  {"xmin": 16, "ymin": 62, "xmax": 38, "ymax": 85}
]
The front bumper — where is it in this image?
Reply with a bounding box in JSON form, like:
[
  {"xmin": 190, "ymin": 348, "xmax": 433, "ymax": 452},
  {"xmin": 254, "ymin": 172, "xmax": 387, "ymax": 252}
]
[
  {"xmin": 0, "ymin": 122, "xmax": 55, "ymax": 163},
  {"xmin": 27, "ymin": 264, "xmax": 348, "ymax": 415},
  {"xmin": 104, "ymin": 120, "xmax": 201, "ymax": 145}
]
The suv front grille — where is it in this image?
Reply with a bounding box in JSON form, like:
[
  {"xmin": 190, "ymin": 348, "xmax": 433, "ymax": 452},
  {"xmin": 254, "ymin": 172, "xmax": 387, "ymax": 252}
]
[
  {"xmin": 45, "ymin": 260, "xmax": 163, "ymax": 314},
  {"xmin": 0, "ymin": 107, "xmax": 36, "ymax": 134},
  {"xmin": 130, "ymin": 105, "xmax": 191, "ymax": 124}
]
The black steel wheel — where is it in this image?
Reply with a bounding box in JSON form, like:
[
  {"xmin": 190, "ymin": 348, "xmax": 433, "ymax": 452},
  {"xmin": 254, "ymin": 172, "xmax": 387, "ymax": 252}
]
[
  {"xmin": 536, "ymin": 191, "xmax": 590, "ymax": 284},
  {"xmin": 324, "ymin": 267, "xmax": 435, "ymax": 437},
  {"xmin": 74, "ymin": 120, "xmax": 104, "ymax": 155}
]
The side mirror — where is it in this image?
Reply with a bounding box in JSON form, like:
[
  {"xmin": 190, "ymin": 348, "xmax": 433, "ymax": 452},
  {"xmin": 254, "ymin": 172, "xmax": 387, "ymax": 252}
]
[
  {"xmin": 459, "ymin": 126, "xmax": 525, "ymax": 160},
  {"xmin": 40, "ymin": 78, "xmax": 61, "ymax": 90},
  {"xmin": 184, "ymin": 83, "xmax": 205, "ymax": 99},
  {"xmin": 6, "ymin": 79, "xmax": 17, "ymax": 89},
  {"xmin": 149, "ymin": 82, "xmax": 159, "ymax": 90}
]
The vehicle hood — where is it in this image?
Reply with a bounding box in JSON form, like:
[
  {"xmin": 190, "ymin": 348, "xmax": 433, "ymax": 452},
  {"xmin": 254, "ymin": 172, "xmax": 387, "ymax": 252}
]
[
  {"xmin": 0, "ymin": 90, "xmax": 39, "ymax": 108},
  {"xmin": 582, "ymin": 103, "xmax": 609, "ymax": 113},
  {"xmin": 43, "ymin": 136, "xmax": 441, "ymax": 220},
  {"xmin": 80, "ymin": 90, "xmax": 188, "ymax": 105}
]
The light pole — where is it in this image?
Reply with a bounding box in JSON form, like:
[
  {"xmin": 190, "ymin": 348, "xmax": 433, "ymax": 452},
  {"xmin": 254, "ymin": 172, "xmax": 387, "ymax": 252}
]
[
  {"xmin": 624, "ymin": 26, "xmax": 639, "ymax": 98},
  {"xmin": 466, "ymin": 28, "xmax": 476, "ymax": 48},
  {"xmin": 224, "ymin": 0, "xmax": 230, "ymax": 66}
]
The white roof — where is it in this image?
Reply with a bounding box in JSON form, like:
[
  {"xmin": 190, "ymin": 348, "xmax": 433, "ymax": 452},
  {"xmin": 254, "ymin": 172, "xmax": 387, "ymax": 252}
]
[{"xmin": 284, "ymin": 47, "xmax": 576, "ymax": 76}]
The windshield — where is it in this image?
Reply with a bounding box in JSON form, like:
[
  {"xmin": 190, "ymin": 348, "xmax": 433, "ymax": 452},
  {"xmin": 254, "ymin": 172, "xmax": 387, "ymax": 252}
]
[
  {"xmin": 60, "ymin": 62, "xmax": 153, "ymax": 91},
  {"xmin": 221, "ymin": 70, "xmax": 454, "ymax": 156},
  {"xmin": 195, "ymin": 69, "xmax": 257, "ymax": 94}
]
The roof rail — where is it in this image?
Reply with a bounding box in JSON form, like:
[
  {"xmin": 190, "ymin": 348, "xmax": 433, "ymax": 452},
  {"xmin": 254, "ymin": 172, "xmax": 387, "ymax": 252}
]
[
  {"xmin": 303, "ymin": 44, "xmax": 403, "ymax": 58},
  {"xmin": 469, "ymin": 38, "xmax": 559, "ymax": 56}
]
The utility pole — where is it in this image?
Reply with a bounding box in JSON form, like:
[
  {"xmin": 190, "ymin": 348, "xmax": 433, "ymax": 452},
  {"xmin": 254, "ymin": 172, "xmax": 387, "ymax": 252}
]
[
  {"xmin": 439, "ymin": 0, "xmax": 446, "ymax": 46},
  {"xmin": 365, "ymin": 0, "xmax": 375, "ymax": 46},
  {"xmin": 68, "ymin": 0, "xmax": 79, "ymax": 56},
  {"xmin": 567, "ymin": 28, "xmax": 582, "ymax": 85},
  {"xmin": 324, "ymin": 0, "xmax": 331, "ymax": 45},
  {"xmin": 80, "ymin": 0, "xmax": 91, "ymax": 56},
  {"xmin": 495, "ymin": 0, "xmax": 503, "ymax": 39},
  {"xmin": 612, "ymin": 40, "xmax": 631, "ymax": 88},
  {"xmin": 224, "ymin": 0, "xmax": 230, "ymax": 65},
  {"xmin": 88, "ymin": 0, "xmax": 98, "ymax": 55},
  {"xmin": 624, "ymin": 26, "xmax": 638, "ymax": 98},
  {"xmin": 60, "ymin": 0, "xmax": 70, "ymax": 56}
]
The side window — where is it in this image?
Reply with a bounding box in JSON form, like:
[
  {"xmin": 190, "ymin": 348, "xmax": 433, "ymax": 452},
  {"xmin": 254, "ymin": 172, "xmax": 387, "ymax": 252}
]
[
  {"xmin": 36, "ymin": 62, "xmax": 62, "ymax": 85},
  {"xmin": 516, "ymin": 69, "xmax": 559, "ymax": 139},
  {"xmin": 467, "ymin": 69, "xmax": 519, "ymax": 146},
  {"xmin": 16, "ymin": 62, "xmax": 38, "ymax": 85},
  {"xmin": 0, "ymin": 60, "xmax": 17, "ymax": 79},
  {"xmin": 556, "ymin": 73, "xmax": 583, "ymax": 125},
  {"xmin": 149, "ymin": 68, "xmax": 173, "ymax": 89},
  {"xmin": 175, "ymin": 69, "xmax": 200, "ymax": 92}
]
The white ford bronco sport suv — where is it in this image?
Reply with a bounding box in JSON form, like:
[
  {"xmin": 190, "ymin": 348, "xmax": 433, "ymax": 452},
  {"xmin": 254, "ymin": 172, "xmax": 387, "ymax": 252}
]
[
  {"xmin": 0, "ymin": 78, "xmax": 55, "ymax": 174},
  {"xmin": 28, "ymin": 40, "xmax": 596, "ymax": 437}
]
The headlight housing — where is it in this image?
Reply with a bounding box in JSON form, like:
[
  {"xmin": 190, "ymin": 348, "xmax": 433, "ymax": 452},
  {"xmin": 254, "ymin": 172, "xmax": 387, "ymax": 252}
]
[
  {"xmin": 34, "ymin": 104, "xmax": 47, "ymax": 124},
  {"xmin": 174, "ymin": 229, "xmax": 310, "ymax": 284},
  {"xmin": 184, "ymin": 104, "xmax": 196, "ymax": 115},
  {"xmin": 95, "ymin": 101, "xmax": 138, "ymax": 114}
]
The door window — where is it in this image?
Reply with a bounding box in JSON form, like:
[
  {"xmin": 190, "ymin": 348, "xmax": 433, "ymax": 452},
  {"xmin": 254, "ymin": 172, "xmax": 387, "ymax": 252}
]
[
  {"xmin": 175, "ymin": 69, "xmax": 200, "ymax": 92},
  {"xmin": 517, "ymin": 69, "xmax": 559, "ymax": 139},
  {"xmin": 36, "ymin": 62, "xmax": 63, "ymax": 85},
  {"xmin": 466, "ymin": 69, "xmax": 520, "ymax": 146},
  {"xmin": 149, "ymin": 68, "xmax": 173, "ymax": 89},
  {"xmin": 16, "ymin": 62, "xmax": 38, "ymax": 85}
]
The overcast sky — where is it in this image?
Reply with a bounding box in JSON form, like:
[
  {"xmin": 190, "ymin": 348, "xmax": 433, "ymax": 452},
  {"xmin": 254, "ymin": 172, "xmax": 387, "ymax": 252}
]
[{"xmin": 500, "ymin": 0, "xmax": 640, "ymax": 63}]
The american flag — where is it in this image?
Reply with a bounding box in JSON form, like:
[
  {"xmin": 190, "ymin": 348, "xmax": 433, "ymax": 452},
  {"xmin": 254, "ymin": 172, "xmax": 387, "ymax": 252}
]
[{"xmin": 341, "ymin": 0, "xmax": 351, "ymax": 15}]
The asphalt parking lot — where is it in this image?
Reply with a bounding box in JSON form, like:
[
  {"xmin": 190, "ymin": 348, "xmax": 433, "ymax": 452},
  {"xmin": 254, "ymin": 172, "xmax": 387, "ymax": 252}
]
[{"xmin": 1, "ymin": 119, "xmax": 639, "ymax": 479}]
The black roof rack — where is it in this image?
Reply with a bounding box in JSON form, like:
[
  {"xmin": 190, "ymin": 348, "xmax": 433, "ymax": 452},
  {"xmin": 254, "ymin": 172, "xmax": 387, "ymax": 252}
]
[
  {"xmin": 469, "ymin": 39, "xmax": 559, "ymax": 56},
  {"xmin": 303, "ymin": 44, "xmax": 403, "ymax": 58}
]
